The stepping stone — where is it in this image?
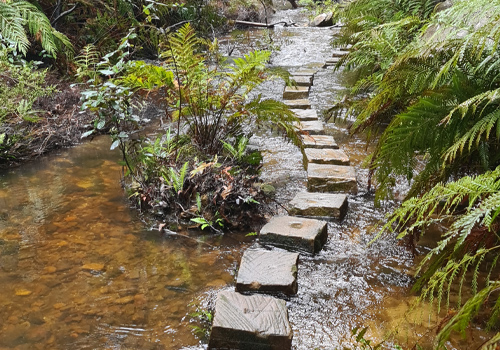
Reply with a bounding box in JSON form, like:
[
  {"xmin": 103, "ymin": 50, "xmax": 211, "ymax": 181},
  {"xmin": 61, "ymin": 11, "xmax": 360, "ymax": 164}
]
[
  {"xmin": 294, "ymin": 120, "xmax": 324, "ymax": 135},
  {"xmin": 307, "ymin": 163, "xmax": 357, "ymax": 193},
  {"xmin": 304, "ymin": 148, "xmax": 350, "ymax": 168},
  {"xmin": 293, "ymin": 68, "xmax": 318, "ymax": 75},
  {"xmin": 323, "ymin": 58, "xmax": 341, "ymax": 68},
  {"xmin": 291, "ymin": 109, "xmax": 318, "ymax": 121},
  {"xmin": 283, "ymin": 86, "xmax": 310, "ymax": 99},
  {"xmin": 260, "ymin": 216, "xmax": 328, "ymax": 254},
  {"xmin": 332, "ymin": 50, "xmax": 348, "ymax": 58},
  {"xmin": 288, "ymin": 192, "xmax": 348, "ymax": 219},
  {"xmin": 303, "ymin": 134, "xmax": 338, "ymax": 149},
  {"xmin": 284, "ymin": 99, "xmax": 311, "ymax": 109},
  {"xmin": 236, "ymin": 249, "xmax": 299, "ymax": 295},
  {"xmin": 209, "ymin": 291, "xmax": 293, "ymax": 350},
  {"xmin": 291, "ymin": 75, "xmax": 313, "ymax": 86}
]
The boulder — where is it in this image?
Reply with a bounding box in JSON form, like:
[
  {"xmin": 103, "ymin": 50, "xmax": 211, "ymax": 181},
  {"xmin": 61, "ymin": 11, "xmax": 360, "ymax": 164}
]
[{"xmin": 311, "ymin": 12, "xmax": 333, "ymax": 27}]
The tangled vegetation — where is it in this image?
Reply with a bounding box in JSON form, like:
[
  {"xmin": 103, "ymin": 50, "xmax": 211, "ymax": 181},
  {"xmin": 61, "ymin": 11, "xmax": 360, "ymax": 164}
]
[
  {"xmin": 334, "ymin": 0, "xmax": 500, "ymax": 346},
  {"xmin": 79, "ymin": 24, "xmax": 300, "ymax": 231}
]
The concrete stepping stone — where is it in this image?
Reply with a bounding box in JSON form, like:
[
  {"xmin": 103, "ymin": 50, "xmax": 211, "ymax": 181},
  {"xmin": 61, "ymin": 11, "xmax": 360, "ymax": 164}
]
[
  {"xmin": 236, "ymin": 249, "xmax": 299, "ymax": 295},
  {"xmin": 323, "ymin": 58, "xmax": 341, "ymax": 68},
  {"xmin": 291, "ymin": 73, "xmax": 314, "ymax": 85},
  {"xmin": 332, "ymin": 50, "xmax": 348, "ymax": 57},
  {"xmin": 291, "ymin": 75, "xmax": 313, "ymax": 86},
  {"xmin": 284, "ymin": 99, "xmax": 311, "ymax": 109},
  {"xmin": 303, "ymin": 134, "xmax": 338, "ymax": 149},
  {"xmin": 294, "ymin": 120, "xmax": 324, "ymax": 135},
  {"xmin": 304, "ymin": 148, "xmax": 350, "ymax": 168},
  {"xmin": 260, "ymin": 216, "xmax": 328, "ymax": 254},
  {"xmin": 209, "ymin": 291, "xmax": 293, "ymax": 349},
  {"xmin": 291, "ymin": 109, "xmax": 318, "ymax": 121},
  {"xmin": 307, "ymin": 163, "xmax": 357, "ymax": 193},
  {"xmin": 288, "ymin": 192, "xmax": 348, "ymax": 219},
  {"xmin": 293, "ymin": 68, "xmax": 318, "ymax": 75},
  {"xmin": 283, "ymin": 86, "xmax": 310, "ymax": 99}
]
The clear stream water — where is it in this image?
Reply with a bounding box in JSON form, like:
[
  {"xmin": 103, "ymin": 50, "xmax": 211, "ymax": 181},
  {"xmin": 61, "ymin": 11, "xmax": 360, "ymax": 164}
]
[{"xmin": 0, "ymin": 8, "xmax": 493, "ymax": 350}]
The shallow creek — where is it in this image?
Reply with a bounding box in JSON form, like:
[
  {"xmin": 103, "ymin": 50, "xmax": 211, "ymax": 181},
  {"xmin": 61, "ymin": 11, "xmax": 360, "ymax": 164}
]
[{"xmin": 0, "ymin": 8, "xmax": 493, "ymax": 350}]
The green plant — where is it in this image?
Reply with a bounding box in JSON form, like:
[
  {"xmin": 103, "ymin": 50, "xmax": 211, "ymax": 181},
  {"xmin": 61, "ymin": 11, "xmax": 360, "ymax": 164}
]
[
  {"xmin": 0, "ymin": 0, "xmax": 71, "ymax": 57},
  {"xmin": 334, "ymin": 0, "xmax": 500, "ymax": 345},
  {"xmin": 159, "ymin": 23, "xmax": 300, "ymax": 155},
  {"xmin": 189, "ymin": 306, "xmax": 213, "ymax": 339}
]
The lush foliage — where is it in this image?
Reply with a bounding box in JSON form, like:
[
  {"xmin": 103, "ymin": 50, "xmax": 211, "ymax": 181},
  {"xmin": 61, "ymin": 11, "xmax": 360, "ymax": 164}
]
[
  {"xmin": 0, "ymin": 0, "xmax": 72, "ymax": 57},
  {"xmin": 79, "ymin": 24, "xmax": 299, "ymax": 231},
  {"xmin": 334, "ymin": 0, "xmax": 500, "ymax": 346},
  {"xmin": 0, "ymin": 41, "xmax": 55, "ymax": 161}
]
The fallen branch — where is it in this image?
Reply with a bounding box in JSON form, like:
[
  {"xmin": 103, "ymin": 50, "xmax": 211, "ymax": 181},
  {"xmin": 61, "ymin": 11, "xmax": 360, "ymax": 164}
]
[{"xmin": 233, "ymin": 20, "xmax": 295, "ymax": 28}]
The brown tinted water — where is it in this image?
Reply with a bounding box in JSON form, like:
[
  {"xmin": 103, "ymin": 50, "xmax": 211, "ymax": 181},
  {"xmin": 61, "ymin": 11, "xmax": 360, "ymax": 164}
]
[
  {"xmin": 0, "ymin": 137, "xmax": 252, "ymax": 349},
  {"xmin": 0, "ymin": 8, "xmax": 494, "ymax": 350}
]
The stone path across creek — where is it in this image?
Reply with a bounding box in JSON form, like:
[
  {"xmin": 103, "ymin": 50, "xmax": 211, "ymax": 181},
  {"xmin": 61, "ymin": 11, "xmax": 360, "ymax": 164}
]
[{"xmin": 209, "ymin": 53, "xmax": 353, "ymax": 349}]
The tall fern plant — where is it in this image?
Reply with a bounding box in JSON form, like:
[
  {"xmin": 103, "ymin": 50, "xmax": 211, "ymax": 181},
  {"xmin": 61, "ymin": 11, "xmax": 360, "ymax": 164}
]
[
  {"xmin": 158, "ymin": 23, "xmax": 300, "ymax": 156},
  {"xmin": 0, "ymin": 0, "xmax": 71, "ymax": 57},
  {"xmin": 338, "ymin": 0, "xmax": 500, "ymax": 345}
]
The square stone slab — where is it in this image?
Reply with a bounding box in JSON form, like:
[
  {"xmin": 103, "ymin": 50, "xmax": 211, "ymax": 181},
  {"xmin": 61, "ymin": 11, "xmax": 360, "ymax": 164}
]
[
  {"xmin": 283, "ymin": 86, "xmax": 310, "ymax": 99},
  {"xmin": 303, "ymin": 134, "xmax": 338, "ymax": 149},
  {"xmin": 307, "ymin": 163, "xmax": 357, "ymax": 193},
  {"xmin": 260, "ymin": 216, "xmax": 328, "ymax": 254},
  {"xmin": 304, "ymin": 148, "xmax": 350, "ymax": 168},
  {"xmin": 209, "ymin": 291, "xmax": 292, "ymax": 350},
  {"xmin": 291, "ymin": 75, "xmax": 313, "ymax": 86},
  {"xmin": 236, "ymin": 249, "xmax": 299, "ymax": 295},
  {"xmin": 284, "ymin": 99, "xmax": 311, "ymax": 109},
  {"xmin": 291, "ymin": 109, "xmax": 318, "ymax": 121},
  {"xmin": 331, "ymin": 50, "xmax": 347, "ymax": 57},
  {"xmin": 288, "ymin": 192, "xmax": 348, "ymax": 219},
  {"xmin": 294, "ymin": 120, "xmax": 324, "ymax": 135},
  {"xmin": 323, "ymin": 58, "xmax": 340, "ymax": 68},
  {"xmin": 293, "ymin": 68, "xmax": 318, "ymax": 75}
]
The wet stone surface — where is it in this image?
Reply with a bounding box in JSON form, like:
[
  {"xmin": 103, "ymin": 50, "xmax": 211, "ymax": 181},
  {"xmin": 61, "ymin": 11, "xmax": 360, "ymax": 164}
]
[
  {"xmin": 307, "ymin": 163, "xmax": 358, "ymax": 193},
  {"xmin": 302, "ymin": 134, "xmax": 339, "ymax": 149},
  {"xmin": 304, "ymin": 148, "xmax": 350, "ymax": 168},
  {"xmin": 331, "ymin": 50, "xmax": 348, "ymax": 58},
  {"xmin": 260, "ymin": 216, "xmax": 328, "ymax": 254},
  {"xmin": 209, "ymin": 291, "xmax": 293, "ymax": 350},
  {"xmin": 323, "ymin": 58, "xmax": 341, "ymax": 68},
  {"xmin": 290, "ymin": 75, "xmax": 313, "ymax": 86},
  {"xmin": 283, "ymin": 86, "xmax": 310, "ymax": 99},
  {"xmin": 236, "ymin": 249, "xmax": 299, "ymax": 295},
  {"xmin": 284, "ymin": 99, "xmax": 311, "ymax": 109},
  {"xmin": 292, "ymin": 68, "xmax": 318, "ymax": 75},
  {"xmin": 291, "ymin": 109, "xmax": 318, "ymax": 121},
  {"xmin": 294, "ymin": 120, "xmax": 324, "ymax": 135},
  {"xmin": 288, "ymin": 192, "xmax": 348, "ymax": 219}
]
